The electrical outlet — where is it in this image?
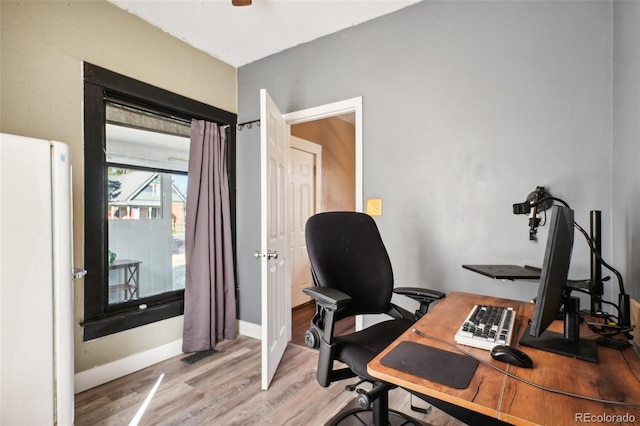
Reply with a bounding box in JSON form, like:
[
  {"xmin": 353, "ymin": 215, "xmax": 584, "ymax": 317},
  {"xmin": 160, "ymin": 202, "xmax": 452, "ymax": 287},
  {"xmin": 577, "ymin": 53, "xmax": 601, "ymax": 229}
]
[{"xmin": 366, "ymin": 198, "xmax": 383, "ymax": 216}]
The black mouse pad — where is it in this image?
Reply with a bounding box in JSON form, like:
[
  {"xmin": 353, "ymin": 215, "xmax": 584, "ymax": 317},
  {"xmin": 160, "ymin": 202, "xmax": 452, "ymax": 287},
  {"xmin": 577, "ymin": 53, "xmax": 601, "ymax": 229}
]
[{"xmin": 380, "ymin": 341, "xmax": 479, "ymax": 389}]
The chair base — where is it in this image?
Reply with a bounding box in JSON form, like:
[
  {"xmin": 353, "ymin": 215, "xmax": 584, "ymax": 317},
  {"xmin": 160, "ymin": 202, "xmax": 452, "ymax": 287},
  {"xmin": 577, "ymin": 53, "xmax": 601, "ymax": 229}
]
[{"xmin": 326, "ymin": 406, "xmax": 428, "ymax": 426}]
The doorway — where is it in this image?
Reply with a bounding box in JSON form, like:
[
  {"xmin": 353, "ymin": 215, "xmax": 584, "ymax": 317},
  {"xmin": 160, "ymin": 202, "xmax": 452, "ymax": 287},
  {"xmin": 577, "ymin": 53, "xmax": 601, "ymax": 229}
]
[
  {"xmin": 288, "ymin": 136, "xmax": 322, "ymax": 309},
  {"xmin": 288, "ymin": 117, "xmax": 356, "ymax": 345},
  {"xmin": 257, "ymin": 93, "xmax": 363, "ymax": 386},
  {"xmin": 283, "ymin": 97, "xmax": 363, "ymax": 344}
]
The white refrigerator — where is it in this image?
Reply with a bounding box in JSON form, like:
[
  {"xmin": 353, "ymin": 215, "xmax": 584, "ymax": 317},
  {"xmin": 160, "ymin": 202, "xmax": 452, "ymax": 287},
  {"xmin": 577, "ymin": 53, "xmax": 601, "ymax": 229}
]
[{"xmin": 0, "ymin": 133, "xmax": 76, "ymax": 425}]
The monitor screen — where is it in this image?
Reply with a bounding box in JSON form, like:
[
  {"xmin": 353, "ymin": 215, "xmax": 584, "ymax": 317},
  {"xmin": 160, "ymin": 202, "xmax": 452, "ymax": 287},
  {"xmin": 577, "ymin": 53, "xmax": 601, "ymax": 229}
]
[
  {"xmin": 520, "ymin": 205, "xmax": 598, "ymax": 362},
  {"xmin": 529, "ymin": 205, "xmax": 574, "ymax": 337}
]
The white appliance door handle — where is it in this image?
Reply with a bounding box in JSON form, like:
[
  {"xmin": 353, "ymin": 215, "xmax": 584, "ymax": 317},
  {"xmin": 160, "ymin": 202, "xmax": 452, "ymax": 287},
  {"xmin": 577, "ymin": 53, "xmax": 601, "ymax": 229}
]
[{"xmin": 73, "ymin": 268, "xmax": 87, "ymax": 280}]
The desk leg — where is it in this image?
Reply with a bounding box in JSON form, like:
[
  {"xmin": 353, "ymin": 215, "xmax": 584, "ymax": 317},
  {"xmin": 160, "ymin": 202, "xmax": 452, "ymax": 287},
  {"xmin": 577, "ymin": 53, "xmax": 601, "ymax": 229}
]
[
  {"xmin": 133, "ymin": 265, "xmax": 139, "ymax": 298},
  {"xmin": 123, "ymin": 268, "xmax": 129, "ymax": 300},
  {"xmin": 123, "ymin": 265, "xmax": 140, "ymax": 300},
  {"xmin": 124, "ymin": 267, "xmax": 132, "ymax": 300}
]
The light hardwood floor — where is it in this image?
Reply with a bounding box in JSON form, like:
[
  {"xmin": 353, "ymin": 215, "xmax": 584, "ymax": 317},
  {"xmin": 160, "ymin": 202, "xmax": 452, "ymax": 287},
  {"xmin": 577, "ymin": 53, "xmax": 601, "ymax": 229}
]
[
  {"xmin": 291, "ymin": 302, "xmax": 355, "ymax": 346},
  {"xmin": 75, "ymin": 309, "xmax": 465, "ymax": 425}
]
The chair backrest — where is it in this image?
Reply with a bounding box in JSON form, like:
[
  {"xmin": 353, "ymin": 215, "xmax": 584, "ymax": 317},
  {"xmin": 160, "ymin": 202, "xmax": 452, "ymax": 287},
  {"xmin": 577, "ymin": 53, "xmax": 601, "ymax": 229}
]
[{"xmin": 305, "ymin": 212, "xmax": 394, "ymax": 318}]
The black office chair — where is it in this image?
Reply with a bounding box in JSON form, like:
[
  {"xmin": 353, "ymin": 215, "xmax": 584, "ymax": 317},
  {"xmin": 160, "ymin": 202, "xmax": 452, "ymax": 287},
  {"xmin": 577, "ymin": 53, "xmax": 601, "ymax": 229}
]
[{"xmin": 303, "ymin": 212, "xmax": 445, "ymax": 425}]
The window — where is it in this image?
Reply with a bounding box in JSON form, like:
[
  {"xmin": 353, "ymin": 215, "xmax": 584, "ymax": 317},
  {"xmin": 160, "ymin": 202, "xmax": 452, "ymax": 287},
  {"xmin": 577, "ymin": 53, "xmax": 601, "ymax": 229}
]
[
  {"xmin": 82, "ymin": 63, "xmax": 237, "ymax": 340},
  {"xmin": 105, "ymin": 102, "xmax": 190, "ymax": 305}
]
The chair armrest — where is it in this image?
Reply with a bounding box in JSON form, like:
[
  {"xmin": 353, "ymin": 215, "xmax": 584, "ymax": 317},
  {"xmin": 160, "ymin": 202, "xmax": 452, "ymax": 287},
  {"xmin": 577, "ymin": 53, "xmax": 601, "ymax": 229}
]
[
  {"xmin": 394, "ymin": 287, "xmax": 445, "ymax": 319},
  {"xmin": 394, "ymin": 287, "xmax": 445, "ymax": 303},
  {"xmin": 303, "ymin": 287, "xmax": 352, "ymax": 311}
]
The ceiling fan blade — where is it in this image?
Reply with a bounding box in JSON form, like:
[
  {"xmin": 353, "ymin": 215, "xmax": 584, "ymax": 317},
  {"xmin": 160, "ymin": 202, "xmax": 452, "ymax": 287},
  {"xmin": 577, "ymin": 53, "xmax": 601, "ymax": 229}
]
[{"xmin": 232, "ymin": 0, "xmax": 252, "ymax": 6}]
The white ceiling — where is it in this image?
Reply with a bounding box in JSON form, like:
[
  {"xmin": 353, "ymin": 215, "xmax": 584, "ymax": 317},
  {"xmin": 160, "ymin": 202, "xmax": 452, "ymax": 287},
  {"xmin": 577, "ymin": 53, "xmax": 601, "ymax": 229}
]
[{"xmin": 108, "ymin": 0, "xmax": 421, "ymax": 67}]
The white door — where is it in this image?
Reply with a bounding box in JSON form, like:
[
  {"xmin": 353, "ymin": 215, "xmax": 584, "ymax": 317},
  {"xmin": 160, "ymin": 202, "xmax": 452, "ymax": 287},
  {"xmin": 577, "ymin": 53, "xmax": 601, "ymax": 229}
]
[
  {"xmin": 289, "ymin": 137, "xmax": 322, "ymax": 308},
  {"xmin": 260, "ymin": 89, "xmax": 289, "ymax": 390}
]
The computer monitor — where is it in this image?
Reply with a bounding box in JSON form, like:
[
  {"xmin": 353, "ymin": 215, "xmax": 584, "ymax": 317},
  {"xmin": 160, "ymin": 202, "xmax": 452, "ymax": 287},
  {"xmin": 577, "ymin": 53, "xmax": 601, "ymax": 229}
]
[{"xmin": 519, "ymin": 205, "xmax": 598, "ymax": 363}]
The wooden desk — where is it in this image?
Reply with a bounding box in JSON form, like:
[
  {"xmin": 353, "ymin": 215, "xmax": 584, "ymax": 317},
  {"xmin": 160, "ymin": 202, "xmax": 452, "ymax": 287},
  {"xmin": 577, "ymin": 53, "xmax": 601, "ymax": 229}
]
[{"xmin": 368, "ymin": 291, "xmax": 640, "ymax": 425}]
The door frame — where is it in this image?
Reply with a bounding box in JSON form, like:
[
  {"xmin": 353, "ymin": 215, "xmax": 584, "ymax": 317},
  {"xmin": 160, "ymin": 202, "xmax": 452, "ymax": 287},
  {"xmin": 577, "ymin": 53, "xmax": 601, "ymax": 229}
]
[
  {"xmin": 283, "ymin": 96, "xmax": 363, "ymax": 212},
  {"xmin": 283, "ymin": 97, "xmax": 364, "ymax": 334}
]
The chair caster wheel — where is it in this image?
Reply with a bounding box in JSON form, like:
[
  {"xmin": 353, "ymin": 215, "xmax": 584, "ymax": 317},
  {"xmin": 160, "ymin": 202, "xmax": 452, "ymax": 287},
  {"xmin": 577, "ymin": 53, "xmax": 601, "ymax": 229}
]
[
  {"xmin": 304, "ymin": 328, "xmax": 320, "ymax": 349},
  {"xmin": 356, "ymin": 390, "xmax": 371, "ymax": 409}
]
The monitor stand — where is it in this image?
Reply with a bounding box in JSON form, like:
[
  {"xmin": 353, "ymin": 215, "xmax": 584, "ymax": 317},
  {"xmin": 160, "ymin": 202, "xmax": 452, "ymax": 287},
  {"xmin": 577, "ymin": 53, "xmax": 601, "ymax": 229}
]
[
  {"xmin": 462, "ymin": 264, "xmax": 541, "ymax": 280},
  {"xmin": 519, "ymin": 296, "xmax": 598, "ymax": 363}
]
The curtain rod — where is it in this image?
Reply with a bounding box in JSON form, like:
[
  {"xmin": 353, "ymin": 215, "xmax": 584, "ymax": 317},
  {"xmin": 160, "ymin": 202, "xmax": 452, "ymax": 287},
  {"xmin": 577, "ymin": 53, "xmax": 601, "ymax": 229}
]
[
  {"xmin": 236, "ymin": 119, "xmax": 260, "ymax": 131},
  {"xmin": 105, "ymin": 96, "xmax": 193, "ymax": 126}
]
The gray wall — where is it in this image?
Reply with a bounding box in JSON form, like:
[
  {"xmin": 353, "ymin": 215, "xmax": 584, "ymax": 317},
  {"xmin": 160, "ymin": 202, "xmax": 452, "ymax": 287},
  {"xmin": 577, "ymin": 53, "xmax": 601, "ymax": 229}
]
[
  {"xmin": 237, "ymin": 1, "xmax": 628, "ymax": 325},
  {"xmin": 236, "ymin": 125, "xmax": 262, "ymax": 323},
  {"xmin": 612, "ymin": 0, "xmax": 640, "ymax": 301}
]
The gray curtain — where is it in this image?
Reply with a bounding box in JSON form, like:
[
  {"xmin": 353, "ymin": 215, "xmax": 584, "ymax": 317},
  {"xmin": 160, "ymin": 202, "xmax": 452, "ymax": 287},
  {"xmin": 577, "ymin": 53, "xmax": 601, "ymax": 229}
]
[{"xmin": 182, "ymin": 119, "xmax": 237, "ymax": 352}]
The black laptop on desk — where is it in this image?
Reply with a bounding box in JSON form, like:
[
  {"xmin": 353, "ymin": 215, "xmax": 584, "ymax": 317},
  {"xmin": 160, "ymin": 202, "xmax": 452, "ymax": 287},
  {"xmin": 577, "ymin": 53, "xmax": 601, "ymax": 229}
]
[{"xmin": 462, "ymin": 264, "xmax": 541, "ymax": 280}]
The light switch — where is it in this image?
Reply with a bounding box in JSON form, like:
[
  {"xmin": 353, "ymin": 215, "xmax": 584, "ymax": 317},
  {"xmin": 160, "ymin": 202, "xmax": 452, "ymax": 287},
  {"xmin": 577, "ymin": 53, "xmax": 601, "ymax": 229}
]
[{"xmin": 366, "ymin": 198, "xmax": 383, "ymax": 216}]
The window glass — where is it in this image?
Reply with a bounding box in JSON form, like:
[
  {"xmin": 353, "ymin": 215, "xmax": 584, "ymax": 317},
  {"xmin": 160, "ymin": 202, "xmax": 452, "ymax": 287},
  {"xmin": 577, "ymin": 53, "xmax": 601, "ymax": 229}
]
[{"xmin": 105, "ymin": 103, "xmax": 189, "ymax": 305}]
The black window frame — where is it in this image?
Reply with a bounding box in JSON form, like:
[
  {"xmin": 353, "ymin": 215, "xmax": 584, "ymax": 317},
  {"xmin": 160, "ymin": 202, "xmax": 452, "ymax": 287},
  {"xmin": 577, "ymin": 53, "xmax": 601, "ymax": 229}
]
[{"xmin": 82, "ymin": 63, "xmax": 237, "ymax": 340}]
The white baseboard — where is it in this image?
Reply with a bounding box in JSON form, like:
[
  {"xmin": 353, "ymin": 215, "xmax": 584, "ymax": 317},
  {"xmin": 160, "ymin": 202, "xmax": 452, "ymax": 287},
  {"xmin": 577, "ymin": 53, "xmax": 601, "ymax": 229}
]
[
  {"xmin": 74, "ymin": 338, "xmax": 184, "ymax": 393},
  {"xmin": 74, "ymin": 321, "xmax": 262, "ymax": 393},
  {"xmin": 238, "ymin": 319, "xmax": 261, "ymax": 339}
]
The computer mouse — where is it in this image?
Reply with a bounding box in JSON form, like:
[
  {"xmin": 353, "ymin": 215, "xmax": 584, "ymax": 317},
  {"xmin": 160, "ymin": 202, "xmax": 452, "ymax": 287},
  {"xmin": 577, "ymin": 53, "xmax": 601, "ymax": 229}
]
[{"xmin": 490, "ymin": 345, "xmax": 533, "ymax": 368}]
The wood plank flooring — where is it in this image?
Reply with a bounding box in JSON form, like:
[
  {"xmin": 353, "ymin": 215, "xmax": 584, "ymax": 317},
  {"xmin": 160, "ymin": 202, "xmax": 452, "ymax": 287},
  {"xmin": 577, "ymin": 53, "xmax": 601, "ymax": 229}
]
[
  {"xmin": 291, "ymin": 302, "xmax": 355, "ymax": 346},
  {"xmin": 75, "ymin": 307, "xmax": 464, "ymax": 426}
]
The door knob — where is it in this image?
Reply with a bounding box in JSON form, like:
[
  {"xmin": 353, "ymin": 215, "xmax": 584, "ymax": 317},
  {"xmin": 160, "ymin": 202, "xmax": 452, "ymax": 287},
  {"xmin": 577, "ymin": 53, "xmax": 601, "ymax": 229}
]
[{"xmin": 253, "ymin": 250, "xmax": 279, "ymax": 260}]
